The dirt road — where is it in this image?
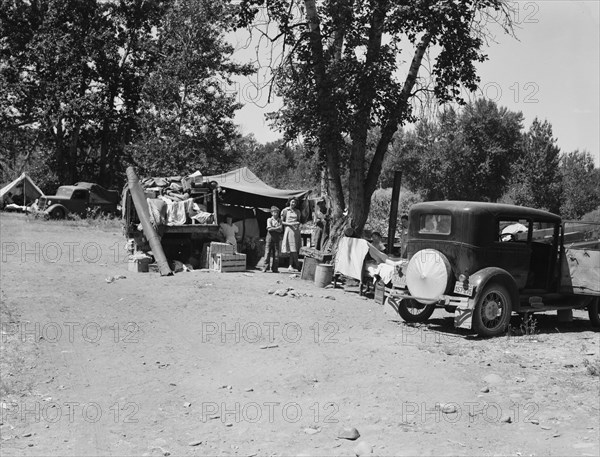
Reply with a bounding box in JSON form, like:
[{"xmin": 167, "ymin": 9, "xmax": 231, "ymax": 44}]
[{"xmin": 1, "ymin": 213, "xmax": 599, "ymax": 456}]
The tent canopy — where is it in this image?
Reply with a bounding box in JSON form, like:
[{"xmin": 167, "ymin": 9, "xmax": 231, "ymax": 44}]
[
  {"xmin": 197, "ymin": 167, "xmax": 311, "ymax": 208},
  {"xmin": 0, "ymin": 173, "xmax": 44, "ymax": 204}
]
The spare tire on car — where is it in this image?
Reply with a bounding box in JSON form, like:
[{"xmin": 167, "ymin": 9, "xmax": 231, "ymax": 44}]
[{"xmin": 395, "ymin": 249, "xmax": 452, "ymax": 323}]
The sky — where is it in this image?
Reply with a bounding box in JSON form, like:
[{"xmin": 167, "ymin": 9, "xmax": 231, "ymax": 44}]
[{"xmin": 229, "ymin": 1, "xmax": 600, "ymax": 165}]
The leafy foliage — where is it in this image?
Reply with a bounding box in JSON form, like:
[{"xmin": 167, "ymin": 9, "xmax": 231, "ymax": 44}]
[
  {"xmin": 127, "ymin": 0, "xmax": 253, "ymax": 177},
  {"xmin": 364, "ymin": 187, "xmax": 424, "ymax": 238},
  {"xmin": 560, "ymin": 150, "xmax": 600, "ymax": 219},
  {"xmin": 1, "ymin": 0, "xmax": 249, "ymax": 189},
  {"xmin": 1, "ymin": 0, "xmax": 167, "ymax": 188},
  {"xmin": 398, "ymin": 99, "xmax": 524, "ymax": 201},
  {"xmin": 236, "ymin": 137, "xmax": 320, "ymax": 191},
  {"xmin": 506, "ymin": 118, "xmax": 562, "ymax": 213}
]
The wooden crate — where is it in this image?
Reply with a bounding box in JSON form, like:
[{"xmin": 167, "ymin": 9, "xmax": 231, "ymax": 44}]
[
  {"xmin": 208, "ymin": 242, "xmax": 235, "ymax": 269},
  {"xmin": 214, "ymin": 253, "xmax": 247, "ymax": 272},
  {"xmin": 210, "ymin": 242, "xmax": 235, "ymax": 255},
  {"xmin": 128, "ymin": 257, "xmax": 151, "ymax": 273}
]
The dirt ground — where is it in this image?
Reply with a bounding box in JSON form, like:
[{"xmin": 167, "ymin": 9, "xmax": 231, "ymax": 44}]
[{"xmin": 1, "ymin": 212, "xmax": 599, "ymax": 457}]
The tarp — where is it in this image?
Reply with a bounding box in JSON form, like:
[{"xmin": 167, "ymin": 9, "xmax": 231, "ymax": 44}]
[
  {"xmin": 198, "ymin": 167, "xmax": 311, "ymax": 208},
  {"xmin": 0, "ymin": 173, "xmax": 44, "ymax": 205}
]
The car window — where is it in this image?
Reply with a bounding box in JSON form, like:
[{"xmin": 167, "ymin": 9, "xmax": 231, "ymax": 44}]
[
  {"xmin": 71, "ymin": 190, "xmax": 87, "ymax": 200},
  {"xmin": 498, "ymin": 219, "xmax": 529, "ymax": 242},
  {"xmin": 418, "ymin": 214, "xmax": 451, "ymax": 235},
  {"xmin": 563, "ymin": 221, "xmax": 600, "ymax": 251},
  {"xmin": 531, "ymin": 222, "xmax": 557, "ymax": 244},
  {"xmin": 56, "ymin": 187, "xmax": 71, "ymax": 197}
]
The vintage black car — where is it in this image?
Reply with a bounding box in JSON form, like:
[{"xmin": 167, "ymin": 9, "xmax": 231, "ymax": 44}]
[{"xmin": 387, "ymin": 201, "xmax": 600, "ymax": 337}]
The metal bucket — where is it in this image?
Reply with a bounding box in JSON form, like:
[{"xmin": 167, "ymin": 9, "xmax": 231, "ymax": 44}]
[{"xmin": 314, "ymin": 264, "xmax": 333, "ymax": 288}]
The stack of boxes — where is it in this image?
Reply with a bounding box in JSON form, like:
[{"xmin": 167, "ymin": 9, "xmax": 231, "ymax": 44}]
[{"xmin": 208, "ymin": 242, "xmax": 247, "ymax": 272}]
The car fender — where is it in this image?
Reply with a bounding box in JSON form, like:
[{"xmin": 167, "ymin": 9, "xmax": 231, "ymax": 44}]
[
  {"xmin": 44, "ymin": 203, "xmax": 68, "ymax": 216},
  {"xmin": 469, "ymin": 267, "xmax": 520, "ymax": 311}
]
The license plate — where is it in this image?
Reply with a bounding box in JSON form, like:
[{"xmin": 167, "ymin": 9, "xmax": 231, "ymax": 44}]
[
  {"xmin": 454, "ymin": 281, "xmax": 474, "ymax": 297},
  {"xmin": 393, "ymin": 273, "xmax": 407, "ymax": 288}
]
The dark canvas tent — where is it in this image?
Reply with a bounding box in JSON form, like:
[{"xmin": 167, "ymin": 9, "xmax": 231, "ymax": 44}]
[
  {"xmin": 197, "ymin": 167, "xmax": 311, "ymax": 208},
  {"xmin": 0, "ymin": 173, "xmax": 44, "ymax": 206}
]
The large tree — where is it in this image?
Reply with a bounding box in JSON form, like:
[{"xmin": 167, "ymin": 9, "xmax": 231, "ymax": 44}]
[
  {"xmin": 0, "ymin": 0, "xmax": 166, "ymax": 188},
  {"xmin": 397, "ymin": 99, "xmax": 523, "ymax": 201},
  {"xmin": 237, "ymin": 0, "xmax": 514, "ymax": 234},
  {"xmin": 1, "ymin": 0, "xmax": 249, "ymax": 188}
]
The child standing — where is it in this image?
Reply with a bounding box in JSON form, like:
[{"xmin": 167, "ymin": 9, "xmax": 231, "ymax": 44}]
[{"xmin": 263, "ymin": 206, "xmax": 282, "ymax": 272}]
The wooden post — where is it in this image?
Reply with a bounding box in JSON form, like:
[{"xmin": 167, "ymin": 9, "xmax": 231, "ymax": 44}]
[
  {"xmin": 387, "ymin": 172, "xmax": 402, "ymax": 255},
  {"xmin": 126, "ymin": 167, "xmax": 172, "ymax": 276},
  {"xmin": 212, "ymin": 188, "xmax": 218, "ymax": 224}
]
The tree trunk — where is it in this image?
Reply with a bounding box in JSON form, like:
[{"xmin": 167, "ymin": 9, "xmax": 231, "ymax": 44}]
[
  {"xmin": 68, "ymin": 125, "xmax": 80, "ymax": 184},
  {"xmin": 347, "ymin": 1, "xmax": 388, "ymax": 235},
  {"xmin": 303, "ymin": 0, "xmax": 346, "ymax": 220},
  {"xmin": 354, "ymin": 33, "xmax": 432, "ymax": 232}
]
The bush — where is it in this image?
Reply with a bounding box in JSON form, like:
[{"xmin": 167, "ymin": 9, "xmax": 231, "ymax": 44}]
[
  {"xmin": 581, "ymin": 207, "xmax": 600, "ymax": 222},
  {"xmin": 364, "ymin": 187, "xmax": 424, "ymax": 236}
]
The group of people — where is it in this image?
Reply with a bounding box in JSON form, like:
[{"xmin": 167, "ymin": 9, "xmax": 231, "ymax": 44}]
[
  {"xmin": 262, "ymin": 197, "xmax": 305, "ymax": 273},
  {"xmin": 218, "ymin": 197, "xmax": 409, "ymax": 271},
  {"xmin": 217, "ymin": 197, "xmax": 308, "ymax": 274}
]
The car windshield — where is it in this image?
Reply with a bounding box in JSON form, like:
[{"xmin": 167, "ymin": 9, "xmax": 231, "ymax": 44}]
[{"xmin": 418, "ymin": 214, "xmax": 451, "ymax": 235}]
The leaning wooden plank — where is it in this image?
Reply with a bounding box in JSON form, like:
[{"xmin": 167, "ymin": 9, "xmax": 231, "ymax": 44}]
[{"xmin": 126, "ymin": 167, "xmax": 172, "ymax": 276}]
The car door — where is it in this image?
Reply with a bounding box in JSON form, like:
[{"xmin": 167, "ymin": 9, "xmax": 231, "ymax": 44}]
[
  {"xmin": 528, "ymin": 220, "xmax": 559, "ymax": 290},
  {"xmin": 70, "ymin": 189, "xmax": 88, "ymax": 216},
  {"xmin": 492, "ymin": 218, "xmax": 532, "ymax": 289}
]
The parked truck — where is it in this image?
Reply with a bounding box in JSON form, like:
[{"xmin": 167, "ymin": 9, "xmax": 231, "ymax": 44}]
[
  {"xmin": 37, "ymin": 182, "xmax": 120, "ymax": 219},
  {"xmin": 121, "ymin": 175, "xmax": 221, "ymax": 268}
]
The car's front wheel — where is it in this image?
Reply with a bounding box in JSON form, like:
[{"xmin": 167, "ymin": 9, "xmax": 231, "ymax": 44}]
[
  {"xmin": 49, "ymin": 207, "xmax": 66, "ymax": 219},
  {"xmin": 472, "ymin": 283, "xmax": 513, "ymax": 337},
  {"xmin": 588, "ymin": 298, "xmax": 600, "ymax": 328},
  {"xmin": 396, "ymin": 297, "xmax": 436, "ymax": 323}
]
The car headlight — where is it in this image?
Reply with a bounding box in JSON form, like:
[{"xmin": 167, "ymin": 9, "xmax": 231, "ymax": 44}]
[{"xmin": 47, "ymin": 200, "xmax": 52, "ymax": 206}]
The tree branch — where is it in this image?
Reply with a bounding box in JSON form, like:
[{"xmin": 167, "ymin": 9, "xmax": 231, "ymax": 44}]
[{"xmin": 364, "ymin": 32, "xmax": 432, "ymax": 202}]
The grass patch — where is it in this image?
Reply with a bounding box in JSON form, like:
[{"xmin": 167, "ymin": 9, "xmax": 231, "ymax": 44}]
[{"xmin": 28, "ymin": 210, "xmax": 123, "ymax": 231}]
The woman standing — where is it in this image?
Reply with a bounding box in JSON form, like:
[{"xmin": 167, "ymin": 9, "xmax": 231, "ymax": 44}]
[{"xmin": 281, "ymin": 198, "xmax": 302, "ymax": 272}]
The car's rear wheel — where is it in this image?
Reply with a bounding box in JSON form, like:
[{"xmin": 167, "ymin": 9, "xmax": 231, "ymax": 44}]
[
  {"xmin": 473, "ymin": 283, "xmax": 512, "ymax": 337},
  {"xmin": 49, "ymin": 207, "xmax": 66, "ymax": 219},
  {"xmin": 588, "ymin": 298, "xmax": 600, "ymax": 328},
  {"xmin": 396, "ymin": 297, "xmax": 436, "ymax": 323}
]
